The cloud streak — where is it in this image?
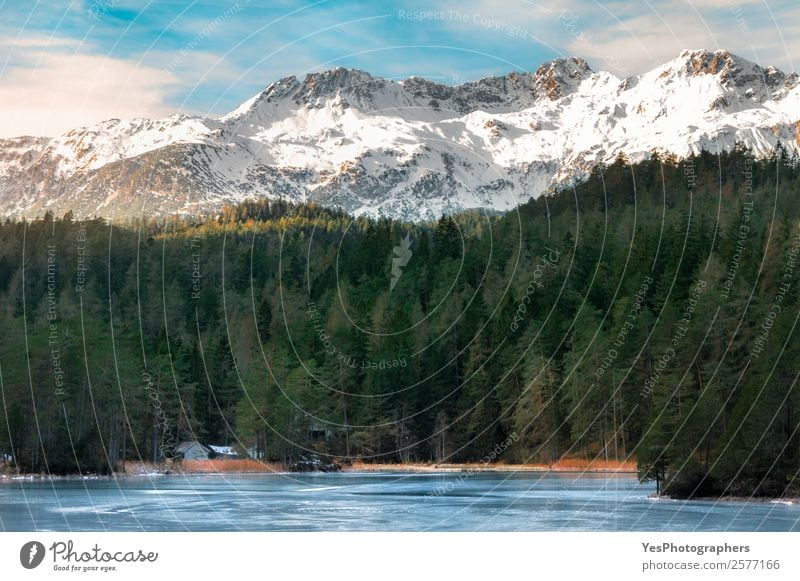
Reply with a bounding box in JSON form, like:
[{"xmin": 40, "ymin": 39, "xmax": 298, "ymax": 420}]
[
  {"xmin": 0, "ymin": 0, "xmax": 797, "ymax": 137},
  {"xmin": 0, "ymin": 47, "xmax": 176, "ymax": 137}
]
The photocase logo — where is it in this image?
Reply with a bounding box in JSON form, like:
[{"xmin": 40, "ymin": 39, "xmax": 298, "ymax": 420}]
[
  {"xmin": 390, "ymin": 233, "xmax": 413, "ymax": 292},
  {"xmin": 20, "ymin": 541, "xmax": 45, "ymax": 569}
]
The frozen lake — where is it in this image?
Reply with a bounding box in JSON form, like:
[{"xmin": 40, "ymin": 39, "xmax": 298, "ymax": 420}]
[{"xmin": 1, "ymin": 472, "xmax": 797, "ymax": 531}]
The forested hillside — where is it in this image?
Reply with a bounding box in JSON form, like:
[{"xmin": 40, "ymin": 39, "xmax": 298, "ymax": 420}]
[{"xmin": 1, "ymin": 146, "xmax": 798, "ymax": 498}]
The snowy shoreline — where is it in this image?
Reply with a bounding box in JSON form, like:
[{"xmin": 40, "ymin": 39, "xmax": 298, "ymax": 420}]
[
  {"xmin": 4, "ymin": 470, "xmax": 798, "ymax": 504},
  {"xmin": 647, "ymin": 492, "xmax": 800, "ymax": 505}
]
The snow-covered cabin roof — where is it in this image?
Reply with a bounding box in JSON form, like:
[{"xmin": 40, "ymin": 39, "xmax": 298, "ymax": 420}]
[{"xmin": 208, "ymin": 445, "xmax": 236, "ymax": 456}]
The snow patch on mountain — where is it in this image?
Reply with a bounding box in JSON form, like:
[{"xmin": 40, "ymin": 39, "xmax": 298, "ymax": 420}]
[{"xmin": 0, "ymin": 50, "xmax": 798, "ymax": 222}]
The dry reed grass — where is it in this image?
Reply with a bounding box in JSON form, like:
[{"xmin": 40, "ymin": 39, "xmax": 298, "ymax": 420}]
[
  {"xmin": 345, "ymin": 458, "xmax": 636, "ymax": 473},
  {"xmin": 179, "ymin": 459, "xmax": 286, "ymax": 473}
]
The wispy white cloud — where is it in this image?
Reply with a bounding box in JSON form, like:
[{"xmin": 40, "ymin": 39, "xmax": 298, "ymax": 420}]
[
  {"xmin": 0, "ymin": 48, "xmax": 176, "ymax": 137},
  {"xmin": 1, "ymin": 0, "xmax": 797, "ymax": 139},
  {"xmin": 427, "ymin": 0, "xmax": 799, "ymax": 76},
  {"xmin": 0, "ymin": 36, "xmax": 82, "ymax": 48}
]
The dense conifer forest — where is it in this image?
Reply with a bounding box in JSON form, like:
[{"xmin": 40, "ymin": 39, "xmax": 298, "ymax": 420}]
[{"xmin": 1, "ymin": 145, "xmax": 799, "ymax": 498}]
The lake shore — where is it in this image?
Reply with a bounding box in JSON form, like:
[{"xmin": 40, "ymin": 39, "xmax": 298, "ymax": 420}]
[
  {"xmin": 0, "ymin": 459, "xmax": 283, "ymax": 481},
  {"xmin": 1, "ymin": 457, "xmax": 637, "ymax": 480},
  {"xmin": 648, "ymin": 493, "xmax": 800, "ymax": 505},
  {"xmin": 342, "ymin": 458, "xmax": 637, "ymax": 473},
  {"xmin": 3, "ymin": 462, "xmax": 799, "ymax": 504}
]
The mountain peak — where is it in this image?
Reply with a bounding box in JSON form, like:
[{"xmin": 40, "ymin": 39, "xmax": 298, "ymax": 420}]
[
  {"xmin": 296, "ymin": 68, "xmax": 383, "ymax": 101},
  {"xmin": 4, "ymin": 51, "xmax": 800, "ymax": 222},
  {"xmin": 540, "ymin": 56, "xmax": 593, "ymax": 72},
  {"xmin": 303, "ymin": 67, "xmax": 375, "ymax": 81},
  {"xmin": 220, "ymin": 75, "xmax": 300, "ymax": 121},
  {"xmin": 674, "ymin": 48, "xmax": 749, "ymax": 76},
  {"xmin": 658, "ymin": 49, "xmax": 798, "ymax": 101},
  {"xmin": 533, "ymin": 57, "xmax": 593, "ymax": 100}
]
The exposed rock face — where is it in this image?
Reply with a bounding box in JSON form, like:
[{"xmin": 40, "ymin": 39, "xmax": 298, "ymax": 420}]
[
  {"xmin": 672, "ymin": 49, "xmax": 798, "ymax": 103},
  {"xmin": 533, "ymin": 57, "xmax": 593, "ymax": 100}
]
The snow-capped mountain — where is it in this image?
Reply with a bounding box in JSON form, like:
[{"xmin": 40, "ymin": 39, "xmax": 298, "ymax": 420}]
[{"xmin": 1, "ymin": 49, "xmax": 798, "ymax": 222}]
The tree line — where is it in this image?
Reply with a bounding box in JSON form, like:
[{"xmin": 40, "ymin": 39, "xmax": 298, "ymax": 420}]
[{"xmin": 0, "ymin": 145, "xmax": 798, "ymax": 498}]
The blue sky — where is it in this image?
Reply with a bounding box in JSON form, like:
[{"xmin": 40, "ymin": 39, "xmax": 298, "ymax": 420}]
[{"xmin": 1, "ymin": 0, "xmax": 797, "ymax": 136}]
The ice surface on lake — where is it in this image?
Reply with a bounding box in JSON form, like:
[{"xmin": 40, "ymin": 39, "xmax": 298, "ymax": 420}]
[{"xmin": 0, "ymin": 472, "xmax": 797, "ymax": 531}]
